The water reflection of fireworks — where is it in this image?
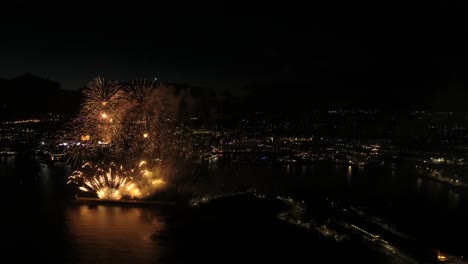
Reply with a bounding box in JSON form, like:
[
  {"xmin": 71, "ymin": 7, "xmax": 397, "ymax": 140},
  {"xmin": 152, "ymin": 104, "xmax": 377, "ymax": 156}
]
[{"xmin": 68, "ymin": 161, "xmax": 165, "ymax": 200}]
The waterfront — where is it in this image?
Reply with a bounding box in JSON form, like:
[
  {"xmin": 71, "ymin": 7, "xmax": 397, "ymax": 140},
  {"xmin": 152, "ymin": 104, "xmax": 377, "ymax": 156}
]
[{"xmin": 2, "ymin": 153, "xmax": 468, "ymax": 263}]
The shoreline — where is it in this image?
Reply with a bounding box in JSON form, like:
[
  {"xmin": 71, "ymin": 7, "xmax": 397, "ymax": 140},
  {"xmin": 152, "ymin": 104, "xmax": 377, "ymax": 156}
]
[{"xmin": 71, "ymin": 196, "xmax": 183, "ymax": 207}]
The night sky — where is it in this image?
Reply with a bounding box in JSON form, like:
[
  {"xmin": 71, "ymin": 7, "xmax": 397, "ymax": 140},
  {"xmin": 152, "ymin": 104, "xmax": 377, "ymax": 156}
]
[{"xmin": 0, "ymin": 2, "xmax": 464, "ymax": 107}]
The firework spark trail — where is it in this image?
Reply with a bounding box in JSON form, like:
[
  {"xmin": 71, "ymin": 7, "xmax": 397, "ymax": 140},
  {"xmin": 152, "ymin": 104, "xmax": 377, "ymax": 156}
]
[
  {"xmin": 80, "ymin": 77, "xmax": 127, "ymax": 143},
  {"xmin": 68, "ymin": 161, "xmax": 165, "ymax": 200},
  {"xmin": 67, "ymin": 77, "xmax": 129, "ymax": 165},
  {"xmin": 120, "ymin": 79, "xmax": 164, "ymax": 160}
]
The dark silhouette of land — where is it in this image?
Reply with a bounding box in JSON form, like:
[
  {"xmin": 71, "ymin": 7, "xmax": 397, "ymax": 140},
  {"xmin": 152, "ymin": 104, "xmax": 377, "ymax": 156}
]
[
  {"xmin": 0, "ymin": 73, "xmax": 80, "ymax": 119},
  {"xmin": 0, "ymin": 73, "xmax": 466, "ymax": 122}
]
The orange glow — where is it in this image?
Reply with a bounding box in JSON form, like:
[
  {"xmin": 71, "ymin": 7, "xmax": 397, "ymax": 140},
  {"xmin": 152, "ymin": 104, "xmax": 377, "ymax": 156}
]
[
  {"xmin": 81, "ymin": 135, "xmax": 90, "ymax": 141},
  {"xmin": 437, "ymin": 252, "xmax": 447, "ymax": 261},
  {"xmin": 101, "ymin": 113, "xmax": 107, "ymax": 119},
  {"xmin": 152, "ymin": 179, "xmax": 165, "ymax": 185},
  {"xmin": 143, "ymin": 133, "xmax": 148, "ymax": 138}
]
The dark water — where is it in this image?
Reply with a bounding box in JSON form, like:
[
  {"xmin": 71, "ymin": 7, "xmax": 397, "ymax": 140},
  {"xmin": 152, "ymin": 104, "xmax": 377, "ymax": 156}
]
[
  {"xmin": 198, "ymin": 158, "xmax": 468, "ymax": 257},
  {"xmin": 2, "ymin": 154, "xmax": 468, "ymax": 263}
]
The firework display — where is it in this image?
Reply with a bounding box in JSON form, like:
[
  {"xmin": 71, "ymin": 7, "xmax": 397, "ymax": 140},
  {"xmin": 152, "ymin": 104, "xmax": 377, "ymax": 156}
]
[{"xmin": 66, "ymin": 77, "xmax": 196, "ymax": 200}]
